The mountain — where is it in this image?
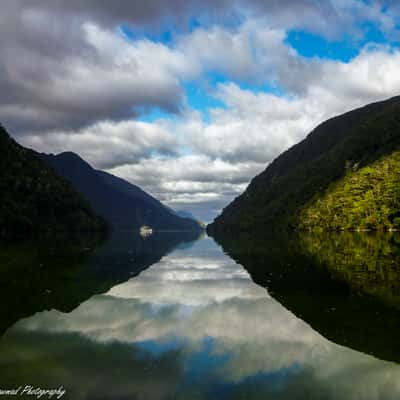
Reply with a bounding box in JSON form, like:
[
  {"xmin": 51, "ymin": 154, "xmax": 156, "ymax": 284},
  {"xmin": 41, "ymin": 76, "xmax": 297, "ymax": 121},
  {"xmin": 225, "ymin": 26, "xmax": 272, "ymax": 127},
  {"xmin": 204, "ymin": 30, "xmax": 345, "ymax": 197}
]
[
  {"xmin": 0, "ymin": 125, "xmax": 107, "ymax": 241},
  {"xmin": 168, "ymin": 208, "xmax": 205, "ymax": 228},
  {"xmin": 208, "ymin": 96, "xmax": 400, "ymax": 234},
  {"xmin": 40, "ymin": 152, "xmax": 202, "ymax": 232},
  {"xmin": 174, "ymin": 210, "xmax": 197, "ymax": 220},
  {"xmin": 0, "ymin": 230, "xmax": 201, "ymax": 335},
  {"xmin": 214, "ymin": 232, "xmax": 400, "ymax": 364},
  {"xmin": 297, "ymin": 150, "xmax": 400, "ymax": 231}
]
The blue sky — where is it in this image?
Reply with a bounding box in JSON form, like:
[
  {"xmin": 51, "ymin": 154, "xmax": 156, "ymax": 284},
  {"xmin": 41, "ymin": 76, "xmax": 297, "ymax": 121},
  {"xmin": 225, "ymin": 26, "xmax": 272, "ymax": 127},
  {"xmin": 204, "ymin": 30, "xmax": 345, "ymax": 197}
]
[
  {"xmin": 130, "ymin": 6, "xmax": 400, "ymax": 126},
  {"xmin": 3, "ymin": 1, "xmax": 400, "ymax": 221}
]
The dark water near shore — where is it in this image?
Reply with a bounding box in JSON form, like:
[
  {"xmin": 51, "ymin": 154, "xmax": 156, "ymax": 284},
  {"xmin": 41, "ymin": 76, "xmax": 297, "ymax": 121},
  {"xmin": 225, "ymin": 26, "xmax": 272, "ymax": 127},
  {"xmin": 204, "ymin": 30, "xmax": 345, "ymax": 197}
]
[{"xmin": 1, "ymin": 232, "xmax": 400, "ymax": 399}]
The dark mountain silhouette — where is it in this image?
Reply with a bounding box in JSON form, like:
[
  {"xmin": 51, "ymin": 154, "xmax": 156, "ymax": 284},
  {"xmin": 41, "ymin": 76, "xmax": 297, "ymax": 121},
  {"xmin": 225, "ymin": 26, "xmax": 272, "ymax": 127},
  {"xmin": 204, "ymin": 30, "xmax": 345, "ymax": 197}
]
[
  {"xmin": 0, "ymin": 230, "xmax": 201, "ymax": 336},
  {"xmin": 208, "ymin": 96, "xmax": 400, "ymax": 234},
  {"xmin": 0, "ymin": 125, "xmax": 107, "ymax": 241},
  {"xmin": 173, "ymin": 209, "xmax": 199, "ymax": 221},
  {"xmin": 40, "ymin": 152, "xmax": 202, "ymax": 232},
  {"xmin": 214, "ymin": 232, "xmax": 400, "ymax": 364}
]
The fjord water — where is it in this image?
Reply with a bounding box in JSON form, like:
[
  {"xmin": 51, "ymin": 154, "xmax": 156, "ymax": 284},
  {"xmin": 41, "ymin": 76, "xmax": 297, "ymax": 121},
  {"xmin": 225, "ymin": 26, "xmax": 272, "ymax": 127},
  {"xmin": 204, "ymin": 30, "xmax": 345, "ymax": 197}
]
[{"xmin": 1, "ymin": 233, "xmax": 400, "ymax": 399}]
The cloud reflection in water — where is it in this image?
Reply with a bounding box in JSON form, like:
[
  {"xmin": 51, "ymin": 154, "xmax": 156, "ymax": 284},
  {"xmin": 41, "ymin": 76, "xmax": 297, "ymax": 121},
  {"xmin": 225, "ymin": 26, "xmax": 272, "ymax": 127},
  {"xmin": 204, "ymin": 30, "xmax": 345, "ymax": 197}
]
[{"xmin": 4, "ymin": 237, "xmax": 400, "ymax": 399}]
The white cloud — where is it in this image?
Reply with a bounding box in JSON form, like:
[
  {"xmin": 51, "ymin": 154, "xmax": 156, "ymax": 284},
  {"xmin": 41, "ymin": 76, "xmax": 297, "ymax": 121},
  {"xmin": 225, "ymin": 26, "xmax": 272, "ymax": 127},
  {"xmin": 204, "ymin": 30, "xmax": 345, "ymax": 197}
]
[
  {"xmin": 0, "ymin": 21, "xmax": 196, "ymax": 134},
  {"xmin": 21, "ymin": 37, "xmax": 400, "ymax": 221},
  {"xmin": 2, "ymin": 2, "xmax": 400, "ymax": 221},
  {"xmin": 12, "ymin": 237, "xmax": 400, "ymax": 399},
  {"xmin": 107, "ymin": 154, "xmax": 262, "ymax": 207},
  {"xmin": 177, "ymin": 24, "xmax": 285, "ymax": 81},
  {"xmin": 314, "ymin": 45, "xmax": 400, "ymax": 102},
  {"xmin": 22, "ymin": 119, "xmax": 179, "ymax": 168}
]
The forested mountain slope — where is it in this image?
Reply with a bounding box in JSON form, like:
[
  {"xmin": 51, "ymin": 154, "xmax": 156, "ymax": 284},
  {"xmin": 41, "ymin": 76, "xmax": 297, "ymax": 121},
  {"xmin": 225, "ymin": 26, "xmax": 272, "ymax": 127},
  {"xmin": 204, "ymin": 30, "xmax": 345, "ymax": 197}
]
[
  {"xmin": 0, "ymin": 125, "xmax": 107, "ymax": 240},
  {"xmin": 41, "ymin": 152, "xmax": 203, "ymax": 232},
  {"xmin": 208, "ymin": 96, "xmax": 400, "ymax": 234}
]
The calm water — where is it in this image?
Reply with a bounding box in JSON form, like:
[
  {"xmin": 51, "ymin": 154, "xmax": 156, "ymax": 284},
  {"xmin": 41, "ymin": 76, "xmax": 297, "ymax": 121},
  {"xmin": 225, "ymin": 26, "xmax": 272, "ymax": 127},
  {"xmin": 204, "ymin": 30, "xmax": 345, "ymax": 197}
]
[{"xmin": 1, "ymin": 233, "xmax": 400, "ymax": 399}]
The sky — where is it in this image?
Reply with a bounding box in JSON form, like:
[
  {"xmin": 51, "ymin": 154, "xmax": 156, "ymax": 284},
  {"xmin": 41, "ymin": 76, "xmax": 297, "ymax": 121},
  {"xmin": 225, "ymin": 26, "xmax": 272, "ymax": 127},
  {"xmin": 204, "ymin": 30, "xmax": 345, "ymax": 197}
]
[{"xmin": 2, "ymin": 1, "xmax": 400, "ymax": 222}]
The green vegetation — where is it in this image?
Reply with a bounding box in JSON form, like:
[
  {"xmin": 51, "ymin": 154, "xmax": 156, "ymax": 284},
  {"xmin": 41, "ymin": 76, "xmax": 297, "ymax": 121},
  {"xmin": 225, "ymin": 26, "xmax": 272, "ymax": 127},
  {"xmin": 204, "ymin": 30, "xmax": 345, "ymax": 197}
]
[
  {"xmin": 214, "ymin": 231, "xmax": 400, "ymax": 363},
  {"xmin": 208, "ymin": 96, "xmax": 400, "ymax": 234},
  {"xmin": 298, "ymin": 151, "xmax": 400, "ymax": 231},
  {"xmin": 298, "ymin": 231, "xmax": 400, "ymax": 309},
  {"xmin": 0, "ymin": 125, "xmax": 108, "ymax": 240},
  {"xmin": 206, "ymin": 96, "xmax": 400, "ymax": 361}
]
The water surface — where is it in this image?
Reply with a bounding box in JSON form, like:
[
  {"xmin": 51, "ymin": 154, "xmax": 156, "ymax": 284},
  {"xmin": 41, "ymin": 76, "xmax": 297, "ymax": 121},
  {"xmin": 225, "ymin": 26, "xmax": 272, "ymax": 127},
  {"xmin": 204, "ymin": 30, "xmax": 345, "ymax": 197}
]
[{"xmin": 1, "ymin": 234, "xmax": 400, "ymax": 399}]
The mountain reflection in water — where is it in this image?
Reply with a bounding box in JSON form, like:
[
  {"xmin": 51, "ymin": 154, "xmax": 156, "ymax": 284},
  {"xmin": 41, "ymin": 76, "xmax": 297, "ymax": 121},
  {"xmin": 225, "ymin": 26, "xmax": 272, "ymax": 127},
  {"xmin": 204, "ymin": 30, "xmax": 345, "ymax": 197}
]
[
  {"xmin": 1, "ymin": 235, "xmax": 400, "ymax": 399},
  {"xmin": 0, "ymin": 230, "xmax": 201, "ymax": 335},
  {"xmin": 215, "ymin": 231, "xmax": 400, "ymax": 364}
]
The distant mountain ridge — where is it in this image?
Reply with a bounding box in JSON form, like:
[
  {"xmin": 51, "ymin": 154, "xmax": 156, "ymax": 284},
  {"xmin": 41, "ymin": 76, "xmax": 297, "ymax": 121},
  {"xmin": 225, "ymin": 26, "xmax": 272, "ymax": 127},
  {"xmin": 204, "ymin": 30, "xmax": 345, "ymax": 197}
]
[
  {"xmin": 172, "ymin": 209, "xmax": 199, "ymax": 221},
  {"xmin": 40, "ymin": 152, "xmax": 202, "ymax": 232},
  {"xmin": 0, "ymin": 125, "xmax": 107, "ymax": 240},
  {"xmin": 208, "ymin": 96, "xmax": 400, "ymax": 234}
]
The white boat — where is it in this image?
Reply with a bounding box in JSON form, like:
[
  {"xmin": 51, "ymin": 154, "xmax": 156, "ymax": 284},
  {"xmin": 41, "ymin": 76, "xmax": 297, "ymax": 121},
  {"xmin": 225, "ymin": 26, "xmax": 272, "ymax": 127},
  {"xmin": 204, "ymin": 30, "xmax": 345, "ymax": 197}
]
[{"xmin": 140, "ymin": 225, "xmax": 153, "ymax": 237}]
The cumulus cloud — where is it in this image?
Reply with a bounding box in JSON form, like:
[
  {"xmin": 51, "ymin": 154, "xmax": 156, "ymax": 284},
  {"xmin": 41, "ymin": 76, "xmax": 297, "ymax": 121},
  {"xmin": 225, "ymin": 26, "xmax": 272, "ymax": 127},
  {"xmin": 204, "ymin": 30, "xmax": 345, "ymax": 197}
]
[
  {"xmin": 313, "ymin": 45, "xmax": 400, "ymax": 102},
  {"xmin": 101, "ymin": 42, "xmax": 400, "ymax": 221},
  {"xmin": 107, "ymin": 154, "xmax": 262, "ymax": 221},
  {"xmin": 19, "ymin": 38, "xmax": 400, "ymax": 221},
  {"xmin": 236, "ymin": 0, "xmax": 396, "ymax": 39},
  {"xmin": 2, "ymin": 1, "xmax": 400, "ymax": 221},
  {"xmin": 22, "ymin": 119, "xmax": 180, "ymax": 169},
  {"xmin": 177, "ymin": 24, "xmax": 284, "ymax": 82},
  {"xmin": 12, "ymin": 238, "xmax": 400, "ymax": 399},
  {"xmin": 185, "ymin": 44, "xmax": 400, "ymax": 166},
  {"xmin": 9, "ymin": 1, "xmax": 397, "ymax": 37},
  {"xmin": 0, "ymin": 20, "xmax": 195, "ymax": 134}
]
